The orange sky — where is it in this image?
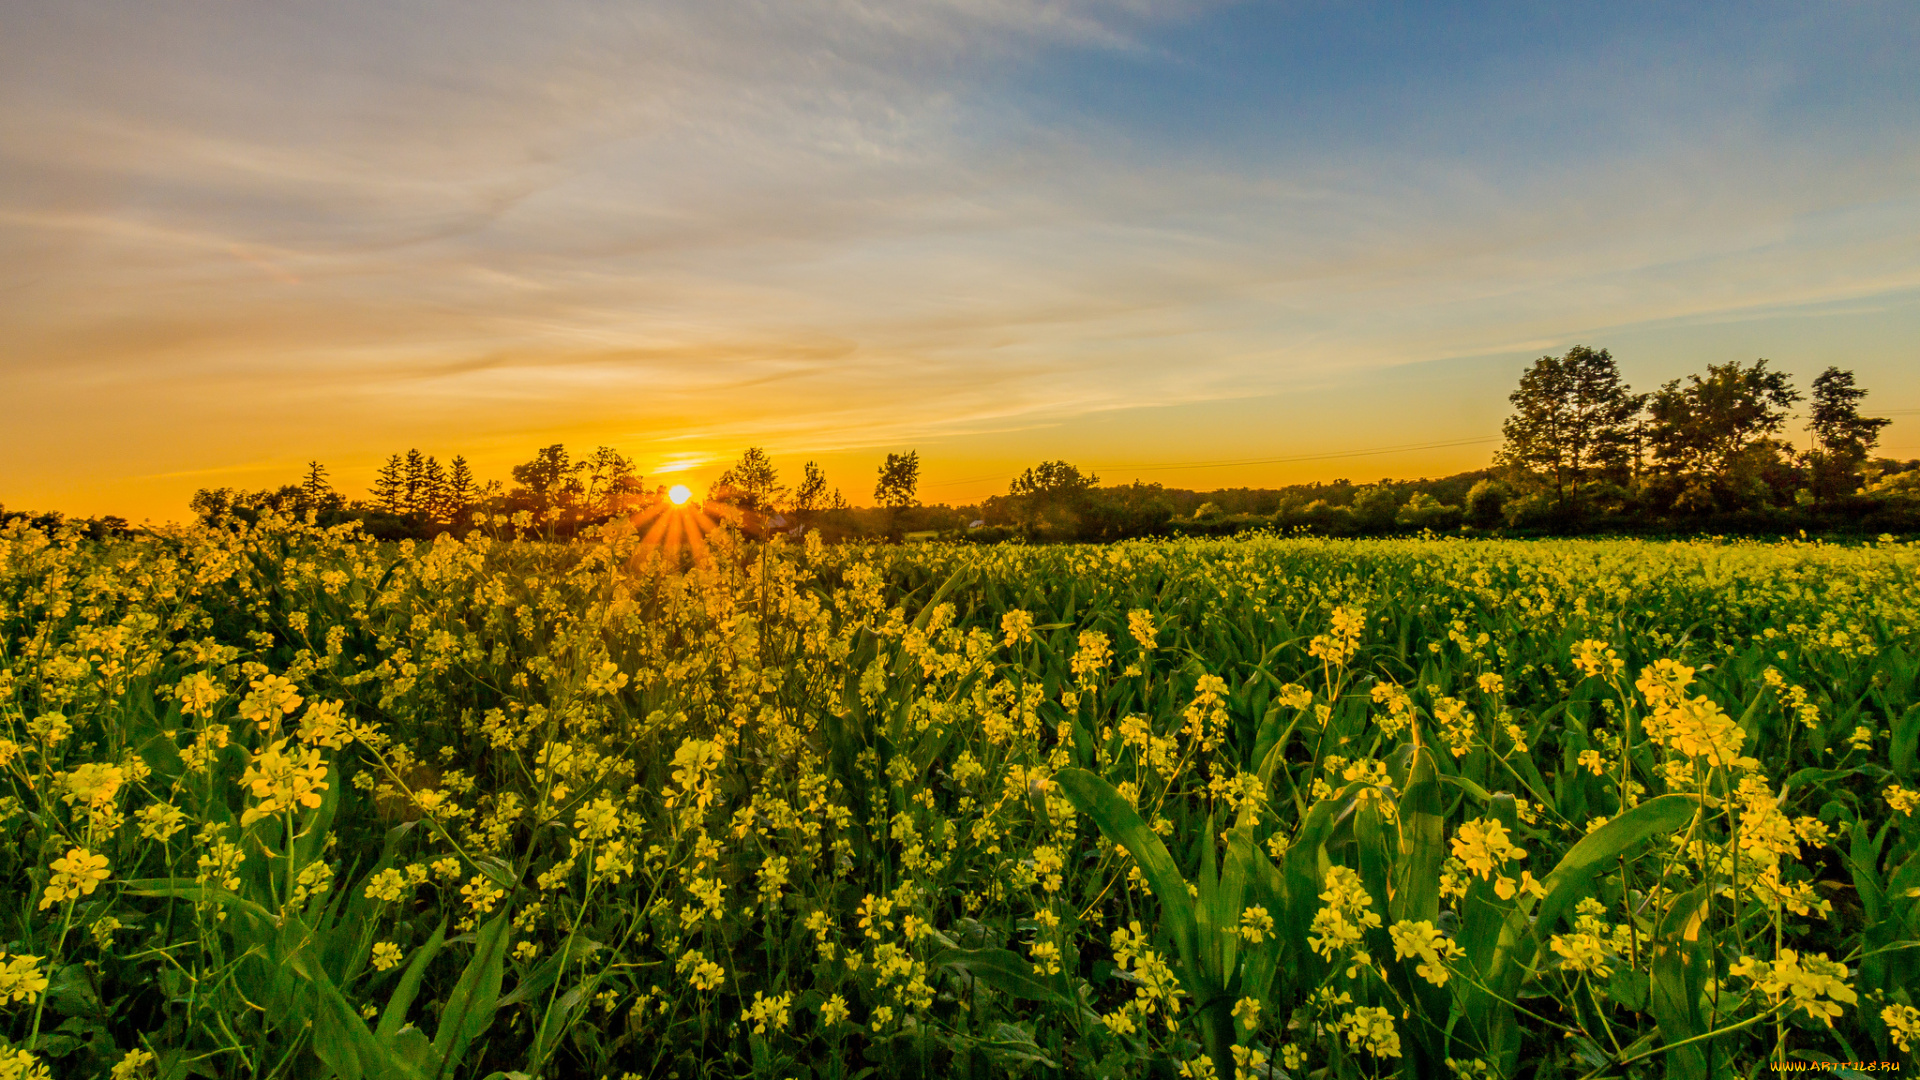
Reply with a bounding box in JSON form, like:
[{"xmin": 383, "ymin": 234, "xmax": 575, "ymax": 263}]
[{"xmin": 4, "ymin": 2, "xmax": 1918, "ymax": 521}]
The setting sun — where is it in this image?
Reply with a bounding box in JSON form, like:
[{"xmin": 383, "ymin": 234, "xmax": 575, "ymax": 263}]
[{"xmin": 668, "ymin": 484, "xmax": 692, "ymax": 506}]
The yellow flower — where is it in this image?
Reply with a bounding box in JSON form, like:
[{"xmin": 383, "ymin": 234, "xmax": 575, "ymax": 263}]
[
  {"xmin": 136, "ymin": 802, "xmax": 187, "ymax": 842},
  {"xmin": 1308, "ymin": 867, "xmax": 1381, "ymax": 959},
  {"xmin": 1, "ymin": 1047, "xmax": 53, "ymax": 1080},
  {"xmin": 1231, "ymin": 995, "xmax": 1262, "ymax": 1031},
  {"xmin": 1389, "ymin": 920, "xmax": 1463, "ymax": 987},
  {"xmin": 236, "ymin": 673, "xmax": 303, "ymax": 731},
  {"xmin": 744, "ymin": 990, "xmax": 793, "ymax": 1035},
  {"xmin": 41, "ymin": 847, "xmax": 111, "ymax": 909},
  {"xmin": 1128, "ymin": 609, "xmax": 1157, "ymax": 651},
  {"xmin": 0, "ymin": 950, "xmax": 49, "ymax": 1005},
  {"xmin": 1729, "ymin": 950, "xmax": 1856, "ymax": 1027},
  {"xmin": 1883, "ymin": 1003, "xmax": 1920, "ymax": 1053},
  {"xmin": 1000, "ymin": 609, "xmax": 1035, "ymax": 647},
  {"xmin": 110, "ymin": 1048, "xmax": 155, "ymax": 1080},
  {"xmin": 1451, "ymin": 817, "xmax": 1526, "ymax": 880},
  {"xmin": 239, "ymin": 738, "xmax": 329, "ymax": 825},
  {"xmin": 1888, "ymin": 784, "xmax": 1918, "ymax": 817},
  {"xmin": 1236, "ymin": 905, "xmax": 1275, "ymax": 944},
  {"xmin": 62, "ymin": 763, "xmax": 125, "ymax": 809},
  {"xmin": 460, "ymin": 875, "xmax": 505, "ymax": 914},
  {"xmin": 1339, "ymin": 1005, "xmax": 1402, "ymax": 1058},
  {"xmin": 363, "ymin": 868, "xmax": 413, "ymax": 904},
  {"xmin": 371, "ymin": 942, "xmax": 404, "ymax": 972},
  {"xmin": 820, "ymin": 993, "xmax": 850, "ymax": 1026}
]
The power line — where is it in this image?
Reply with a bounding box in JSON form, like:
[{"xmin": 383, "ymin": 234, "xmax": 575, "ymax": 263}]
[
  {"xmin": 1087, "ymin": 435, "xmax": 1499, "ymax": 474},
  {"xmin": 922, "ymin": 434, "xmax": 1499, "ymax": 488}
]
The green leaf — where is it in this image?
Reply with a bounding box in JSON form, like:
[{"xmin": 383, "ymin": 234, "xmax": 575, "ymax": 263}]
[
  {"xmin": 428, "ymin": 908, "xmax": 513, "ymax": 1078},
  {"xmin": 378, "ymin": 920, "xmax": 448, "ymax": 1042},
  {"xmin": 1054, "ymin": 768, "xmax": 1201, "ymax": 991},
  {"xmin": 932, "ymin": 948, "xmax": 1071, "ymax": 1008}
]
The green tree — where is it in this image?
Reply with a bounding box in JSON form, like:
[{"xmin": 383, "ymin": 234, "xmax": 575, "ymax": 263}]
[
  {"xmin": 1496, "ymin": 345, "xmax": 1644, "ymax": 516},
  {"xmin": 713, "ymin": 447, "xmax": 785, "ymax": 513},
  {"xmin": 1805, "ymin": 366, "xmax": 1891, "ymax": 507},
  {"xmin": 1646, "ymin": 358, "xmax": 1800, "ymax": 508}
]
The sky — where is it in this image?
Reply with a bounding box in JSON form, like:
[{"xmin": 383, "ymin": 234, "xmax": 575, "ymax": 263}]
[{"xmin": 3, "ymin": 0, "xmax": 1918, "ymax": 520}]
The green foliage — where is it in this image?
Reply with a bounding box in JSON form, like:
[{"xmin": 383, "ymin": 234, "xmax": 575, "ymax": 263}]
[{"xmin": 2, "ymin": 518, "xmax": 1918, "ymax": 1078}]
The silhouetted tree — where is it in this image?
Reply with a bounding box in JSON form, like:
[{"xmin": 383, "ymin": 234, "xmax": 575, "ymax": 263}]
[
  {"xmin": 372, "ymin": 455, "xmax": 406, "ymax": 515},
  {"xmin": 445, "ymin": 456, "xmax": 477, "ymax": 522},
  {"xmin": 1806, "ymin": 367, "xmax": 1891, "ymax": 507},
  {"xmin": 713, "ymin": 447, "xmax": 784, "ymax": 513},
  {"xmin": 874, "ymin": 452, "xmax": 920, "ymax": 510},
  {"xmin": 792, "ymin": 461, "xmax": 829, "ymax": 514},
  {"xmin": 1006, "ymin": 460, "xmax": 1100, "ymax": 538},
  {"xmin": 579, "ymin": 446, "xmax": 643, "ymax": 519},
  {"xmin": 510, "ymin": 445, "xmax": 582, "ymax": 520},
  {"xmin": 299, "ymin": 461, "xmax": 342, "ymax": 515}
]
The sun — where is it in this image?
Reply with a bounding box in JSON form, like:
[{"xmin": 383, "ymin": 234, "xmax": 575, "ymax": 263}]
[{"xmin": 668, "ymin": 484, "xmax": 692, "ymax": 506}]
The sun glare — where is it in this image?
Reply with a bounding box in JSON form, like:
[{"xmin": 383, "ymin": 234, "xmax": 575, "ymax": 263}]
[{"xmin": 669, "ymin": 484, "xmax": 692, "ymax": 505}]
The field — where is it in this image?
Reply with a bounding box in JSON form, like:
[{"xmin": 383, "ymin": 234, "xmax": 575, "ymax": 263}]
[{"xmin": 2, "ymin": 518, "xmax": 1918, "ymax": 1080}]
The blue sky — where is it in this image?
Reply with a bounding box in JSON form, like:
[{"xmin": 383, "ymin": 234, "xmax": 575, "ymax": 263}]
[{"xmin": 2, "ymin": 0, "xmax": 1916, "ymax": 516}]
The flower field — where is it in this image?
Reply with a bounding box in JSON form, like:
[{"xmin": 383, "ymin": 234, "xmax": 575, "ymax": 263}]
[{"xmin": 2, "ymin": 518, "xmax": 1918, "ymax": 1080}]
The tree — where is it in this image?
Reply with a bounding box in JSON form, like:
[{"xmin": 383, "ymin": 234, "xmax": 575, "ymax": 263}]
[
  {"xmin": 792, "ymin": 461, "xmax": 830, "ymax": 515},
  {"xmin": 1805, "ymin": 367, "xmax": 1891, "ymax": 507},
  {"xmin": 579, "ymin": 446, "xmax": 643, "ymax": 519},
  {"xmin": 372, "ymin": 455, "xmax": 406, "ymax": 515},
  {"xmin": 299, "ymin": 461, "xmax": 339, "ymax": 515},
  {"xmin": 1646, "ymin": 358, "xmax": 1800, "ymax": 506},
  {"xmin": 874, "ymin": 451, "xmax": 920, "ymax": 514},
  {"xmin": 1007, "ymin": 460, "xmax": 1101, "ymax": 538},
  {"xmin": 444, "ymin": 456, "xmax": 477, "ymax": 522},
  {"xmin": 713, "ymin": 447, "xmax": 785, "ymax": 513},
  {"xmin": 1496, "ymin": 346, "xmax": 1644, "ymax": 516},
  {"xmin": 511, "ymin": 445, "xmax": 582, "ymax": 519}
]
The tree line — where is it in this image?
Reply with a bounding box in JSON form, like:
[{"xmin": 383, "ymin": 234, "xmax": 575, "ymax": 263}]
[{"xmin": 23, "ymin": 346, "xmax": 1908, "ymax": 542}]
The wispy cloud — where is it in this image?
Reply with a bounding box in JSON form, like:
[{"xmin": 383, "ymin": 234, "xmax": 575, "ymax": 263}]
[{"xmin": 2, "ymin": 1, "xmax": 1917, "ymax": 517}]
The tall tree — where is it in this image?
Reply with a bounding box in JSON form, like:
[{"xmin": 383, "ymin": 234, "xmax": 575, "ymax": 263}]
[
  {"xmin": 511, "ymin": 445, "xmax": 581, "ymax": 518},
  {"xmin": 713, "ymin": 447, "xmax": 785, "ymax": 513},
  {"xmin": 874, "ymin": 451, "xmax": 920, "ymax": 512},
  {"xmin": 445, "ymin": 456, "xmax": 477, "ymax": 521},
  {"xmin": 1495, "ymin": 345, "xmax": 1643, "ymax": 515},
  {"xmin": 579, "ymin": 446, "xmax": 642, "ymax": 518},
  {"xmin": 299, "ymin": 461, "xmax": 338, "ymax": 515},
  {"xmin": 1646, "ymin": 358, "xmax": 1800, "ymax": 501},
  {"xmin": 1007, "ymin": 460, "xmax": 1100, "ymax": 537},
  {"xmin": 1805, "ymin": 366, "xmax": 1891, "ymax": 507},
  {"xmin": 372, "ymin": 454, "xmax": 406, "ymax": 515},
  {"xmin": 792, "ymin": 461, "xmax": 830, "ymax": 515}
]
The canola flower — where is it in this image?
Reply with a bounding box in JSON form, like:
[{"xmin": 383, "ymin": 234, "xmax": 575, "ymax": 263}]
[{"xmin": 0, "ymin": 516, "xmax": 1913, "ymax": 1079}]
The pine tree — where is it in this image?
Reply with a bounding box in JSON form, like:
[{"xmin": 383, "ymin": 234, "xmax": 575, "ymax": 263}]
[
  {"xmin": 400, "ymin": 450, "xmax": 429, "ymax": 518},
  {"xmin": 372, "ymin": 454, "xmax": 405, "ymax": 515},
  {"xmin": 299, "ymin": 461, "xmax": 336, "ymax": 515},
  {"xmin": 446, "ymin": 456, "xmax": 477, "ymax": 522},
  {"xmin": 421, "ymin": 455, "xmax": 448, "ymax": 522}
]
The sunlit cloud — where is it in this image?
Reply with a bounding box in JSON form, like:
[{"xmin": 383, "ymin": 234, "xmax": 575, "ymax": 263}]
[{"xmin": 2, "ymin": 1, "xmax": 1917, "ymax": 518}]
